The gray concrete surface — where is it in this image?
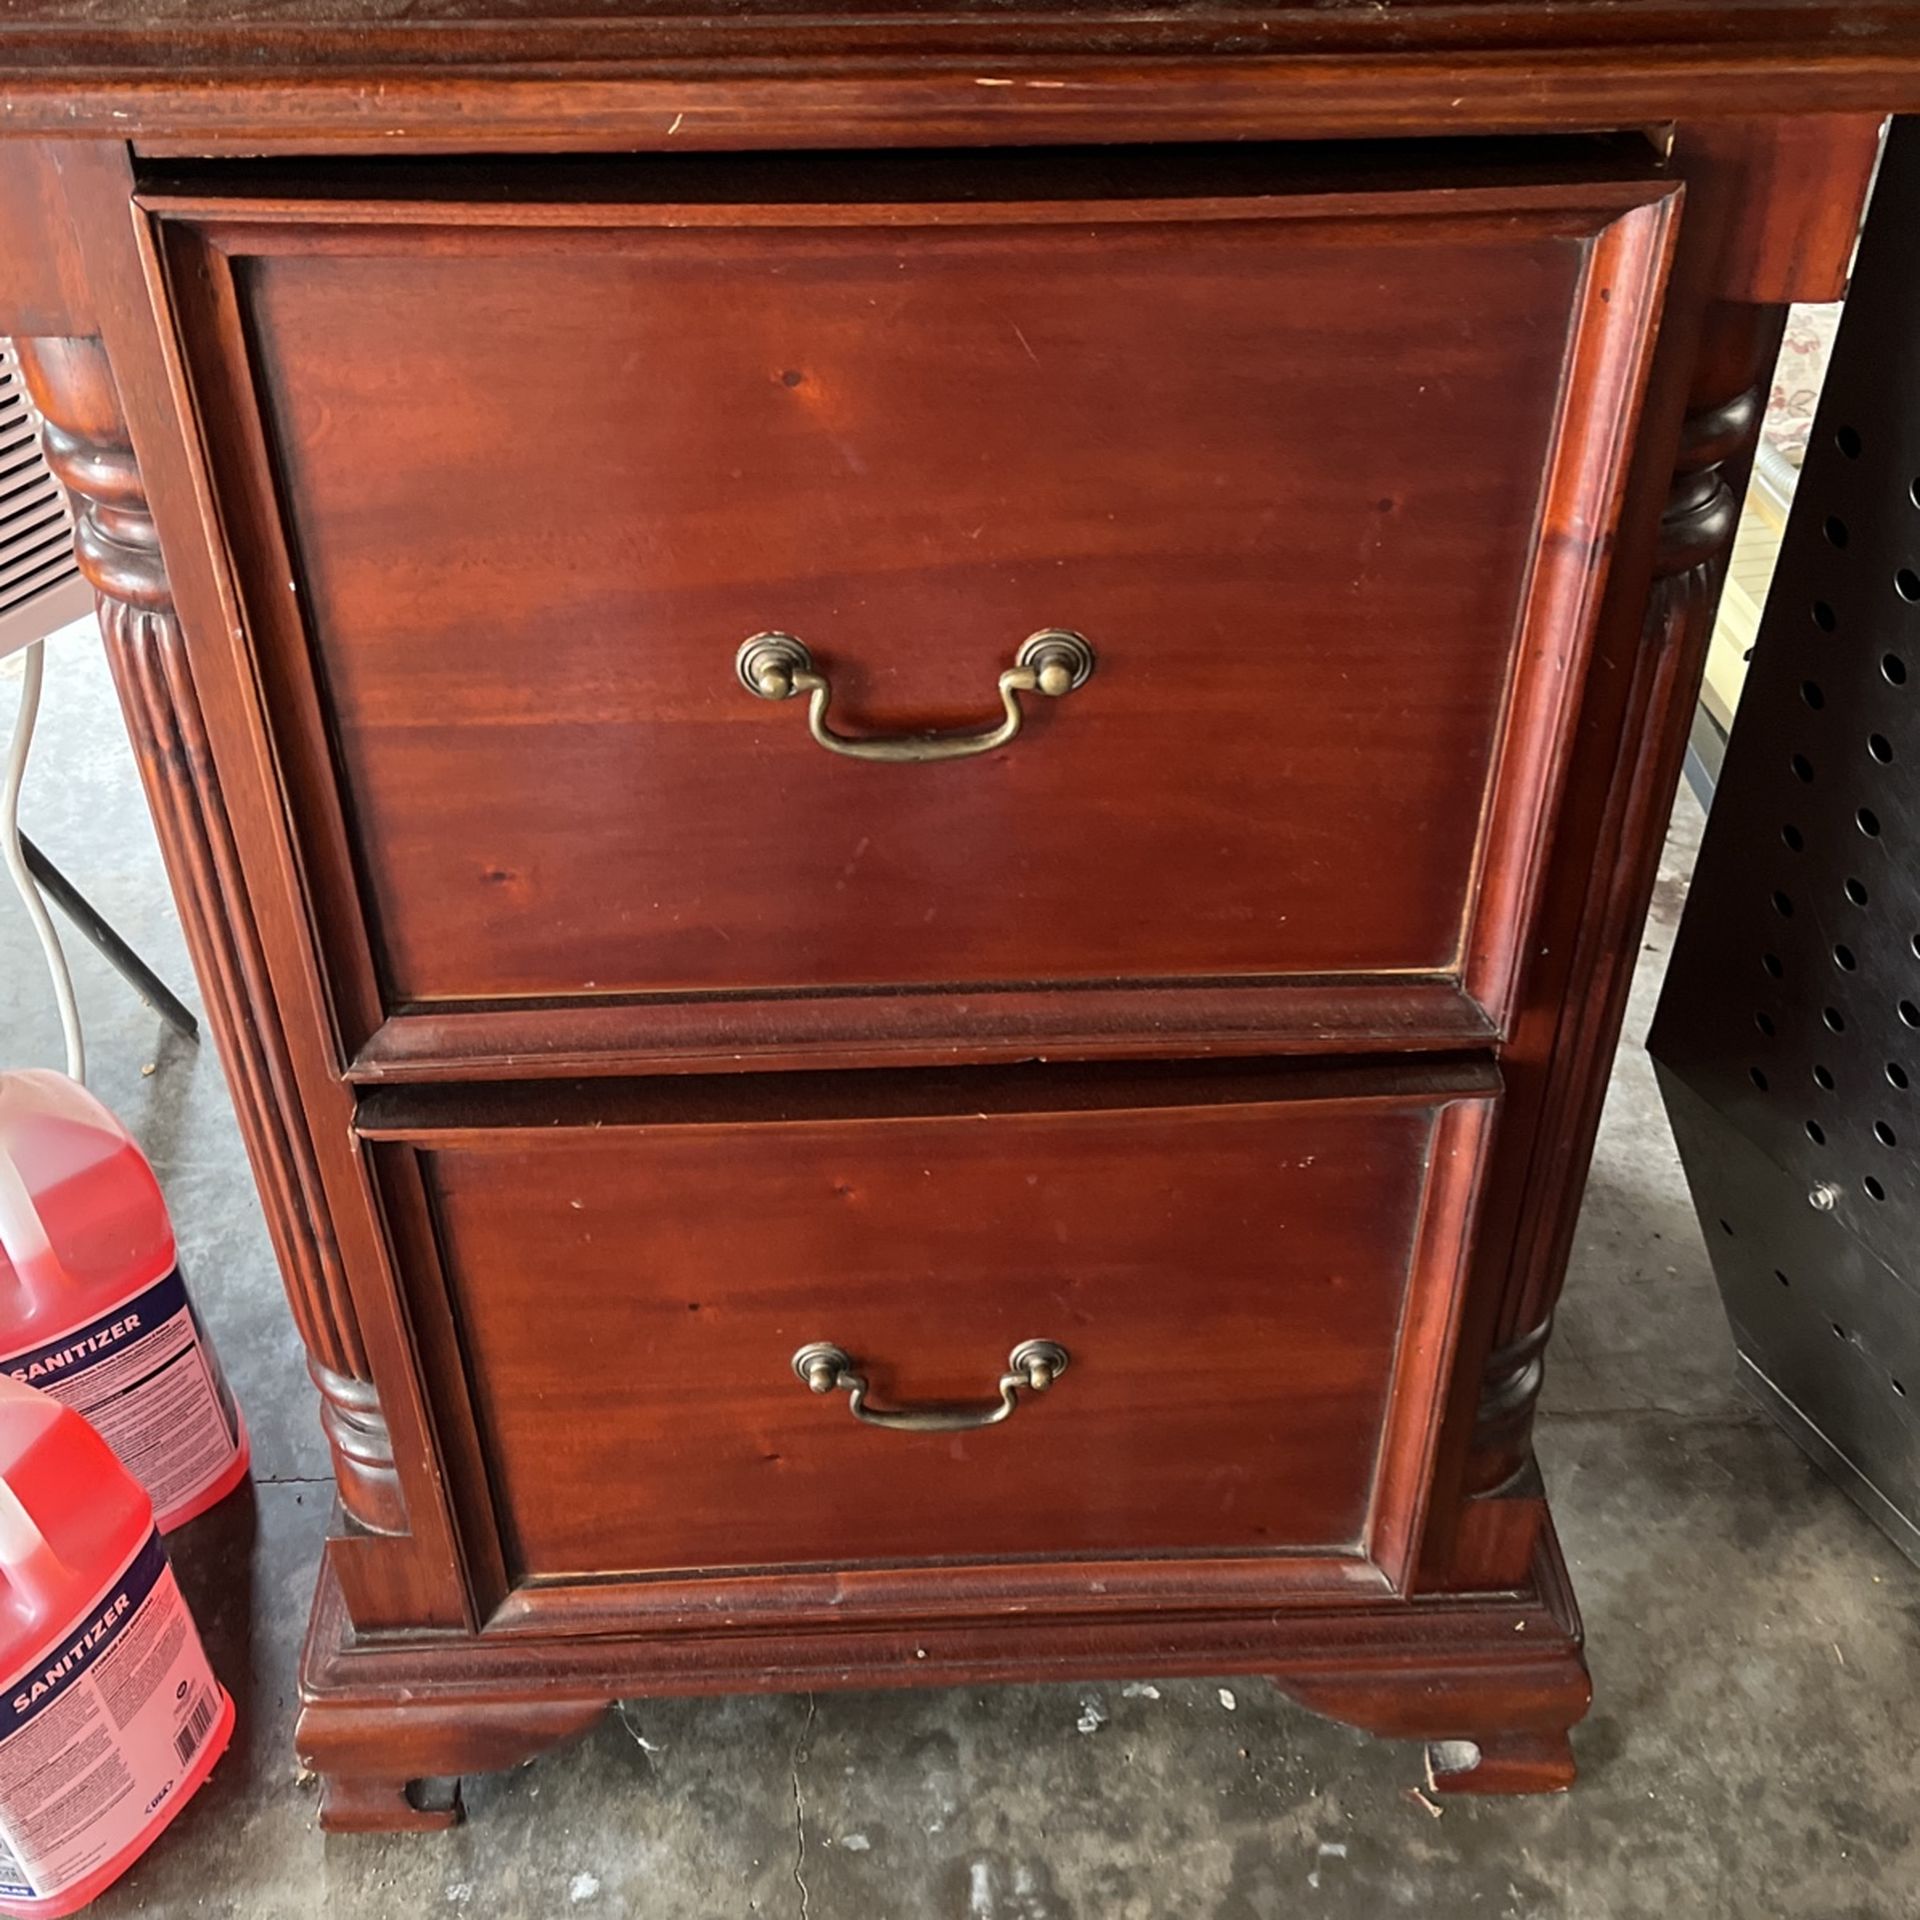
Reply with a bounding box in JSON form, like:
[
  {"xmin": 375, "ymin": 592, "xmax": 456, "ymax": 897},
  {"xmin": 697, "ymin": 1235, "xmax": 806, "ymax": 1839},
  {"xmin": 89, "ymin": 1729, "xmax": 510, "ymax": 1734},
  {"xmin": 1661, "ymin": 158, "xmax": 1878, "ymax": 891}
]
[{"xmin": 2, "ymin": 625, "xmax": 1915, "ymax": 1919}]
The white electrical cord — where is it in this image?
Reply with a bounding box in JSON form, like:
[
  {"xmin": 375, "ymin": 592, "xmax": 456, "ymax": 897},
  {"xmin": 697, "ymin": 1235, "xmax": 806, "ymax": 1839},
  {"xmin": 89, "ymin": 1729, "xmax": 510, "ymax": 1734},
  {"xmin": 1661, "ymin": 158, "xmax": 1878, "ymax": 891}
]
[{"xmin": 1, "ymin": 641, "xmax": 85, "ymax": 1084}]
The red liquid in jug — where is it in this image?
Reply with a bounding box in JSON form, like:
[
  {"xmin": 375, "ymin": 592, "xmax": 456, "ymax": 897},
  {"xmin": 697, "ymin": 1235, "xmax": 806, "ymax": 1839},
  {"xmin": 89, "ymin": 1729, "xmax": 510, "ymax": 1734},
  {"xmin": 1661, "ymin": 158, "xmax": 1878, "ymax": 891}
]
[
  {"xmin": 0, "ymin": 1376, "xmax": 232, "ymax": 1914},
  {"xmin": 0, "ymin": 1072, "xmax": 248, "ymax": 1532}
]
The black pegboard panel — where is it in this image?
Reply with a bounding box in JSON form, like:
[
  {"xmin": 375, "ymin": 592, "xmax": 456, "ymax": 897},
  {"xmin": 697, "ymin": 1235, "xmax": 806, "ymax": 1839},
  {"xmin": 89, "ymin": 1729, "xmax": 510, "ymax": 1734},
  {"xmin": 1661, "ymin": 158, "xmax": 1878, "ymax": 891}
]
[
  {"xmin": 1657, "ymin": 1071, "xmax": 1920, "ymax": 1559},
  {"xmin": 1649, "ymin": 118, "xmax": 1920, "ymax": 1563}
]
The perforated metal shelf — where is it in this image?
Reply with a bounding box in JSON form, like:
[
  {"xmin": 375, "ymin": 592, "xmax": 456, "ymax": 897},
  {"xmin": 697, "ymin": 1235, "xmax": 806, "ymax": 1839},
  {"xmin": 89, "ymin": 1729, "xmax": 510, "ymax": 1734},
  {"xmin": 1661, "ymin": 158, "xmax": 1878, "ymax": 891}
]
[{"xmin": 1649, "ymin": 117, "xmax": 1920, "ymax": 1566}]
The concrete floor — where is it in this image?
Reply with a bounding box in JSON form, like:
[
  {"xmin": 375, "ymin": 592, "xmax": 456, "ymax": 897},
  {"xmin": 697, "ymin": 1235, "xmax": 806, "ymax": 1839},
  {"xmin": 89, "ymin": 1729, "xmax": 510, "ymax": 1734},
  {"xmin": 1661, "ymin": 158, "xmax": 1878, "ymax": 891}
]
[{"xmin": 2, "ymin": 625, "xmax": 1916, "ymax": 1919}]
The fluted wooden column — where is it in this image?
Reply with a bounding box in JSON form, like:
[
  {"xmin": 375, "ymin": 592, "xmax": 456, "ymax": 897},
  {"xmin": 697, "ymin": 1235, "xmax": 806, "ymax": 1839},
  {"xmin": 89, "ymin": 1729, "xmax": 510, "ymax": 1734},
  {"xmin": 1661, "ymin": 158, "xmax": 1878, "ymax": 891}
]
[
  {"xmin": 15, "ymin": 333, "xmax": 406, "ymax": 1537},
  {"xmin": 1445, "ymin": 301, "xmax": 1788, "ymax": 1586}
]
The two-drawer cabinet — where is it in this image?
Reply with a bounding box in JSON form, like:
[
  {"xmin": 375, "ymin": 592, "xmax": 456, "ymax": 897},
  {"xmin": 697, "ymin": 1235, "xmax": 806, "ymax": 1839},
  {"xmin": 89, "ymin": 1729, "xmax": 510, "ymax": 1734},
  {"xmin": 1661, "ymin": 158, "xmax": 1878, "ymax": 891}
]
[{"xmin": 0, "ymin": 33, "xmax": 1895, "ymax": 1820}]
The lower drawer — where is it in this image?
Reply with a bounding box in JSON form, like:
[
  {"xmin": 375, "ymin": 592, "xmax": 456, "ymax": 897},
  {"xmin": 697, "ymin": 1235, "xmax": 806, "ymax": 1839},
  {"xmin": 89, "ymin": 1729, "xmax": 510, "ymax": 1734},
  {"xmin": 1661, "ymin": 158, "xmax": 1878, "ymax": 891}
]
[{"xmin": 364, "ymin": 1061, "xmax": 1497, "ymax": 1604}]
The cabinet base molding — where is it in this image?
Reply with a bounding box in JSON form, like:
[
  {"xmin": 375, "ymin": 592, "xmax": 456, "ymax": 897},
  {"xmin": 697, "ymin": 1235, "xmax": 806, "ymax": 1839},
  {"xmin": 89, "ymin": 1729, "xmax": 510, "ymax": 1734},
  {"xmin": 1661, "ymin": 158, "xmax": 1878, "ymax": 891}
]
[{"xmin": 296, "ymin": 1520, "xmax": 1589, "ymax": 1829}]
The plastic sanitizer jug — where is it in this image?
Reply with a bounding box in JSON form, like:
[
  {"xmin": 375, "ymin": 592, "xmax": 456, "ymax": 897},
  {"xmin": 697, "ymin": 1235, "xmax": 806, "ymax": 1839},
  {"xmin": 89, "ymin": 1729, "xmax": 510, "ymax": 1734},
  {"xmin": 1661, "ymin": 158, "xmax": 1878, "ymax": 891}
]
[
  {"xmin": 0, "ymin": 1072, "xmax": 247, "ymax": 1533},
  {"xmin": 0, "ymin": 1373, "xmax": 232, "ymax": 1914}
]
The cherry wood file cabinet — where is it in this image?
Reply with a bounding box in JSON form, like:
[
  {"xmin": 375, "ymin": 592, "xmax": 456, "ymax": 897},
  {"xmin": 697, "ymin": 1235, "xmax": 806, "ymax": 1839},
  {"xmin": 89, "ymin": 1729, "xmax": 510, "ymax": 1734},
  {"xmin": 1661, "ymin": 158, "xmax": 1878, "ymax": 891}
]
[{"xmin": 0, "ymin": 4, "xmax": 1907, "ymax": 1827}]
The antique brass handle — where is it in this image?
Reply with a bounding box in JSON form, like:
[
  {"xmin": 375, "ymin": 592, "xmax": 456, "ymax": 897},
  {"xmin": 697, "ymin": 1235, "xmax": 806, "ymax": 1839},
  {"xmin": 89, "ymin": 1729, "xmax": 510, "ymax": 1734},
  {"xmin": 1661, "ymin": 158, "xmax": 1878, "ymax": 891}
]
[
  {"xmin": 736, "ymin": 630, "xmax": 1094, "ymax": 763},
  {"xmin": 790, "ymin": 1340, "xmax": 1069, "ymax": 1432}
]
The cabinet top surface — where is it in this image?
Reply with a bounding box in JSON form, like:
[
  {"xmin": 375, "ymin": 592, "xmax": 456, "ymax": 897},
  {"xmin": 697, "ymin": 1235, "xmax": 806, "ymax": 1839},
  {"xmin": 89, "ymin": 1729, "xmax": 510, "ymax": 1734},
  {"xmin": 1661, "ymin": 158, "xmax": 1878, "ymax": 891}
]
[
  {"xmin": 0, "ymin": 0, "xmax": 1901, "ymax": 25},
  {"xmin": 0, "ymin": 0, "xmax": 1913, "ymax": 152},
  {"xmin": 0, "ymin": 0, "xmax": 1912, "ymax": 45},
  {"xmin": 2, "ymin": 0, "xmax": 1916, "ymax": 67}
]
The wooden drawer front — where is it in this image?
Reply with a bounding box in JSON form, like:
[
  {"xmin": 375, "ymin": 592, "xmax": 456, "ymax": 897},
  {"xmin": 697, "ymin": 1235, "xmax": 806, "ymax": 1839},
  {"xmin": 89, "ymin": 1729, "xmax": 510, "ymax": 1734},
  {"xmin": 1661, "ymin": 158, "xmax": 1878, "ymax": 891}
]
[
  {"xmin": 367, "ymin": 1062, "xmax": 1496, "ymax": 1611},
  {"xmin": 156, "ymin": 155, "xmax": 1675, "ymax": 1073}
]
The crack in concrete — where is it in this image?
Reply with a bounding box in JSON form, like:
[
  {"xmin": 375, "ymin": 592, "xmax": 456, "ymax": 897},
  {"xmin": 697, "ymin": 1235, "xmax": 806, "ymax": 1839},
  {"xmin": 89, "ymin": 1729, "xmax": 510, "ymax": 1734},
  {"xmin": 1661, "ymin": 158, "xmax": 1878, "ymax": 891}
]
[
  {"xmin": 1538, "ymin": 1405, "xmax": 1769, "ymax": 1426},
  {"xmin": 790, "ymin": 1693, "xmax": 815, "ymax": 1920}
]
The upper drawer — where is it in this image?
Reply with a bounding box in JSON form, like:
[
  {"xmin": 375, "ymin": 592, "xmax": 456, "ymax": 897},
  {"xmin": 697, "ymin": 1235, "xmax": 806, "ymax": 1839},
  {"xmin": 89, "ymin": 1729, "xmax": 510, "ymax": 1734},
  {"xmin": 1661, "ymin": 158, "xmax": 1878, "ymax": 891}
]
[{"xmin": 150, "ymin": 150, "xmax": 1677, "ymax": 1077}]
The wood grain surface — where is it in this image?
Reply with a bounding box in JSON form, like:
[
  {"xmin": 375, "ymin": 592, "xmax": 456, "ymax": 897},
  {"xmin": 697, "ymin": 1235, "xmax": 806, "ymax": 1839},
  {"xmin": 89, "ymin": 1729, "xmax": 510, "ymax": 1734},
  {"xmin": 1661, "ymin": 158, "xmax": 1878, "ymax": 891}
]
[
  {"xmin": 382, "ymin": 1063, "xmax": 1495, "ymax": 1582},
  {"xmin": 156, "ymin": 154, "xmax": 1674, "ymax": 1075},
  {"xmin": 1, "ymin": 3, "xmax": 1918, "ymax": 150}
]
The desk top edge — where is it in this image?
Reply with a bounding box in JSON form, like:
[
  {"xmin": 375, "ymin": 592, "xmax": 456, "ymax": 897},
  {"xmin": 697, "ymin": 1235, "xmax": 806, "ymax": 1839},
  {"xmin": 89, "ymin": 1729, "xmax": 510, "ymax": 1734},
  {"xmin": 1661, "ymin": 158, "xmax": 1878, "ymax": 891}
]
[{"xmin": 3, "ymin": 0, "xmax": 1920, "ymax": 80}]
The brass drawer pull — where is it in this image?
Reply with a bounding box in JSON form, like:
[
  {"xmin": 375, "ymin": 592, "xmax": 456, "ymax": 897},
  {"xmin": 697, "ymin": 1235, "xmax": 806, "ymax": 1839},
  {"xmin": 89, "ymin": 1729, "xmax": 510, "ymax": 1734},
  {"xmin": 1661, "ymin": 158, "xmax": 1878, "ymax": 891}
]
[
  {"xmin": 791, "ymin": 1339, "xmax": 1069, "ymax": 1432},
  {"xmin": 737, "ymin": 630, "xmax": 1094, "ymax": 763}
]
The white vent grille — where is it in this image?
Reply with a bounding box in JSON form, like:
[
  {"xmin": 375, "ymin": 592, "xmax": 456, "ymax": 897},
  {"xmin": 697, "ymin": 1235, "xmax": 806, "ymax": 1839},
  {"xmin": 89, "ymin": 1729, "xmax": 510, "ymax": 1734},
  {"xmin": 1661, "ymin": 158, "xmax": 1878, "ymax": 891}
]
[{"xmin": 0, "ymin": 338, "xmax": 91, "ymax": 659}]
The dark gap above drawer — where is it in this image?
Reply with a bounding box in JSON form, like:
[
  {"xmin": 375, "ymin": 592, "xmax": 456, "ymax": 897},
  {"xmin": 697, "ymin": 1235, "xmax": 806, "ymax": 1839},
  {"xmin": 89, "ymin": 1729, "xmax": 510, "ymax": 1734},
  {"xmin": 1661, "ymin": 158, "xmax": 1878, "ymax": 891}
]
[
  {"xmin": 355, "ymin": 1049, "xmax": 1500, "ymax": 1137},
  {"xmin": 137, "ymin": 132, "xmax": 1665, "ymax": 211}
]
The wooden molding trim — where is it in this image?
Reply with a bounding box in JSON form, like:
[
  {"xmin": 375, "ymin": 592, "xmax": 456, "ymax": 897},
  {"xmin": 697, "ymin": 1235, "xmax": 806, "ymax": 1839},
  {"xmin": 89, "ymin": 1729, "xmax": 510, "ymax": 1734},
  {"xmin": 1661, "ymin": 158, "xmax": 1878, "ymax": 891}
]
[
  {"xmin": 11, "ymin": 331, "xmax": 406, "ymax": 1538},
  {"xmin": 1502, "ymin": 301, "xmax": 1787, "ymax": 1352},
  {"xmin": 1457, "ymin": 300, "xmax": 1788, "ymax": 1539},
  {"xmin": 1465, "ymin": 1316, "xmax": 1557, "ymax": 1500},
  {"xmin": 0, "ymin": 41, "xmax": 1913, "ymax": 152},
  {"xmin": 307, "ymin": 1361, "xmax": 407, "ymax": 1538},
  {"xmin": 296, "ymin": 1520, "xmax": 1588, "ymax": 1827}
]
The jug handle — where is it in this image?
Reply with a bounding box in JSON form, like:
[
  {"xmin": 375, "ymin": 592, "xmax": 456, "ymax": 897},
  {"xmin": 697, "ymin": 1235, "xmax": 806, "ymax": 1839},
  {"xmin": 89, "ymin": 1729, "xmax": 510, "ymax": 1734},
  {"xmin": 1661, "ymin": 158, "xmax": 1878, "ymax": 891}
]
[{"xmin": 0, "ymin": 1145, "xmax": 69, "ymax": 1292}]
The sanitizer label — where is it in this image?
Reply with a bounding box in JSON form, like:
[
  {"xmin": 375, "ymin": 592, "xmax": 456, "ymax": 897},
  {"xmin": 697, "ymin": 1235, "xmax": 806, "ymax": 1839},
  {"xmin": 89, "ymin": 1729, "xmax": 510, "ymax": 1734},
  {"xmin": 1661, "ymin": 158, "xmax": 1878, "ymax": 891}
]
[
  {"xmin": 0, "ymin": 1271, "xmax": 241, "ymax": 1526},
  {"xmin": 0, "ymin": 1530, "xmax": 225, "ymax": 1902}
]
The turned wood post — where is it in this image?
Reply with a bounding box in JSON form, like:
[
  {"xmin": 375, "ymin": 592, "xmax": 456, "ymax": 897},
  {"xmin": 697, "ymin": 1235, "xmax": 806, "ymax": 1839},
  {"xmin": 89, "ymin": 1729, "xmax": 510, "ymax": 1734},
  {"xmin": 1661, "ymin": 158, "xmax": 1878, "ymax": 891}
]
[
  {"xmin": 14, "ymin": 333, "xmax": 408, "ymax": 1539},
  {"xmin": 1442, "ymin": 300, "xmax": 1788, "ymax": 1587}
]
